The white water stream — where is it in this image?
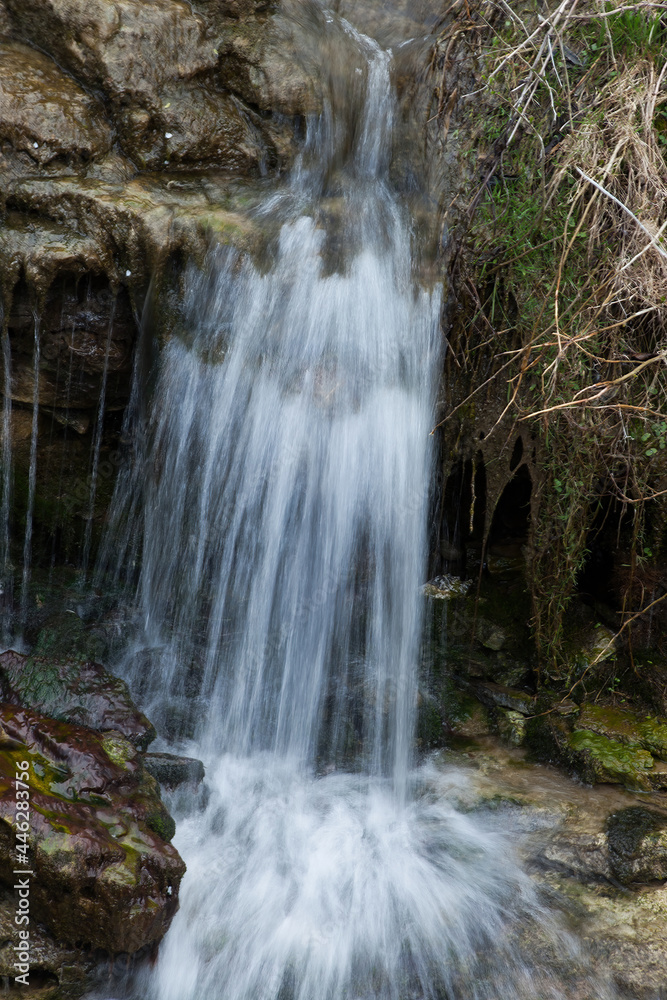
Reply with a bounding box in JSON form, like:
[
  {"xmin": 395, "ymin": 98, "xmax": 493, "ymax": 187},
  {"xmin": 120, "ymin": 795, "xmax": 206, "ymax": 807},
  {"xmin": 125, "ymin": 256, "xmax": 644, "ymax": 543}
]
[{"xmin": 95, "ymin": 7, "xmax": 616, "ymax": 1000}]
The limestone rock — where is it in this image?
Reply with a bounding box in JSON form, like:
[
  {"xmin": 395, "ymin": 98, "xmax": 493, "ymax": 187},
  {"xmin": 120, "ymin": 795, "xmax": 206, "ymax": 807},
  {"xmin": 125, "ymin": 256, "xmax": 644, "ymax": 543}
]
[
  {"xmin": 0, "ymin": 707, "xmax": 184, "ymax": 954},
  {"xmin": 0, "ymin": 649, "xmax": 156, "ymax": 749},
  {"xmin": 5, "ymin": 0, "xmax": 220, "ymax": 112},
  {"xmin": 0, "ymin": 42, "xmax": 112, "ymax": 173}
]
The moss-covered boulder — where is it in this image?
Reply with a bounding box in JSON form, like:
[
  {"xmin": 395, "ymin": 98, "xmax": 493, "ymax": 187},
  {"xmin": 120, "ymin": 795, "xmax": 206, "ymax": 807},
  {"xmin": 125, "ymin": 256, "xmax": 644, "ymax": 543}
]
[
  {"xmin": 0, "ymin": 649, "xmax": 155, "ymax": 749},
  {"xmin": 0, "ymin": 706, "xmax": 184, "ymax": 954},
  {"xmin": 606, "ymin": 807, "xmax": 667, "ymax": 885},
  {"xmin": 567, "ymin": 730, "xmax": 656, "ymax": 793},
  {"xmin": 526, "ymin": 706, "xmax": 667, "ymax": 792},
  {"xmin": 577, "ymin": 703, "xmax": 667, "ymax": 762}
]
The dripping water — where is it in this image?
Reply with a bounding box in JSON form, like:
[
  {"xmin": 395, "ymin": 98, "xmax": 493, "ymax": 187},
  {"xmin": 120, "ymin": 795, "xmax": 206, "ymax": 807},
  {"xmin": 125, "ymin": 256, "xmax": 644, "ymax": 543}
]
[
  {"xmin": 0, "ymin": 305, "xmax": 12, "ymax": 636},
  {"xmin": 19, "ymin": 314, "xmax": 40, "ymax": 628},
  {"xmin": 82, "ymin": 301, "xmax": 116, "ymax": 578}
]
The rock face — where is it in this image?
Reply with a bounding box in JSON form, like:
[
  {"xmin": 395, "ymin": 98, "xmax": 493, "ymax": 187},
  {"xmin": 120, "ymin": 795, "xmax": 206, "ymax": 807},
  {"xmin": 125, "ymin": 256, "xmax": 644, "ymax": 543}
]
[
  {"xmin": 0, "ymin": 706, "xmax": 184, "ymax": 954},
  {"xmin": 0, "ymin": 0, "xmax": 327, "ymax": 573},
  {"xmin": 0, "ymin": 41, "xmax": 113, "ymax": 171},
  {"xmin": 2, "ymin": 0, "xmax": 317, "ymax": 176}
]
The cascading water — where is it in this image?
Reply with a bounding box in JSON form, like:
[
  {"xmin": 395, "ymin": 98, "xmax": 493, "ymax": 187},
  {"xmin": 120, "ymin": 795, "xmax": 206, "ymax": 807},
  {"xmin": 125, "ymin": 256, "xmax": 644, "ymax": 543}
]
[{"xmin": 96, "ymin": 6, "xmax": 616, "ymax": 1000}]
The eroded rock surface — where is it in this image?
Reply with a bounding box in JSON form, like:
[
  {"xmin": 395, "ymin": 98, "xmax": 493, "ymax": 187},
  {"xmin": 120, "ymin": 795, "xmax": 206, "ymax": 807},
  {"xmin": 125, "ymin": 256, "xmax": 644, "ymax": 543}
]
[{"xmin": 437, "ymin": 735, "xmax": 667, "ymax": 998}]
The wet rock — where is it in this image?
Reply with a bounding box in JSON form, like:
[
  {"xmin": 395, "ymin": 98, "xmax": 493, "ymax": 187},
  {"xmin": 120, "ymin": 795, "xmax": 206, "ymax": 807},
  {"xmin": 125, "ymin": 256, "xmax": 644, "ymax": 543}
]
[
  {"xmin": 474, "ymin": 682, "xmax": 535, "ymax": 715},
  {"xmin": 4, "ymin": 274, "xmax": 135, "ymax": 409},
  {"xmin": 0, "ymin": 886, "xmax": 93, "ymax": 997},
  {"xmin": 0, "ymin": 707, "xmax": 184, "ymax": 954},
  {"xmin": 2, "ymin": 0, "xmax": 307, "ymax": 172},
  {"xmin": 526, "ymin": 706, "xmax": 667, "ymax": 792},
  {"xmin": 144, "ymin": 84, "xmax": 267, "ymax": 172},
  {"xmin": 577, "ymin": 702, "xmax": 667, "ymax": 762},
  {"xmin": 571, "ymin": 881, "xmax": 667, "ymax": 998},
  {"xmin": 143, "ymin": 752, "xmax": 205, "ymax": 789},
  {"xmin": 536, "ymin": 830, "xmax": 612, "ymax": 883},
  {"xmin": 422, "ymin": 574, "xmax": 471, "ymax": 599},
  {"xmin": 0, "ymin": 42, "xmax": 112, "ymax": 174},
  {"xmin": 2, "ymin": 173, "xmax": 263, "ymax": 293},
  {"xmin": 32, "ymin": 610, "xmax": 109, "ymax": 663},
  {"xmin": 567, "ymin": 730, "xmax": 655, "ymax": 792},
  {"xmin": 496, "ymin": 708, "xmax": 527, "ymax": 747},
  {"xmin": 606, "ymin": 807, "xmax": 667, "ymax": 884},
  {"xmin": 0, "ymin": 649, "xmax": 156, "ymax": 749}
]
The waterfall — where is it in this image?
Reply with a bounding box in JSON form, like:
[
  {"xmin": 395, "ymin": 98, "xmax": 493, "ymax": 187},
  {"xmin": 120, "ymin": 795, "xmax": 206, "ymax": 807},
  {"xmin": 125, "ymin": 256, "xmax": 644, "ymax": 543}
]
[{"xmin": 96, "ymin": 9, "xmax": 615, "ymax": 1000}]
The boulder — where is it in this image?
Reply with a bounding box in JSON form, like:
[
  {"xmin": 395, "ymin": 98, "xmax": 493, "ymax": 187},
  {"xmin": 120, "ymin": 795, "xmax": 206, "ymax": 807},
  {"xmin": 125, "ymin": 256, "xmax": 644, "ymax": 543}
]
[
  {"xmin": 566, "ymin": 729, "xmax": 655, "ymax": 792},
  {"xmin": 142, "ymin": 752, "xmax": 205, "ymax": 789},
  {"xmin": 577, "ymin": 703, "xmax": 667, "ymax": 762},
  {"xmin": 0, "ymin": 649, "xmax": 156, "ymax": 749},
  {"xmin": 0, "ymin": 706, "xmax": 184, "ymax": 954}
]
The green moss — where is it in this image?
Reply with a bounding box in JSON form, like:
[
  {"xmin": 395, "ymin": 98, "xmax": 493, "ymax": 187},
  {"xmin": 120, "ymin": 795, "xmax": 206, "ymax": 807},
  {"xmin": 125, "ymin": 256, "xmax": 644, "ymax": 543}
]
[
  {"xmin": 101, "ymin": 734, "xmax": 137, "ymax": 767},
  {"xmin": 568, "ymin": 729, "xmax": 654, "ymax": 790},
  {"xmin": 578, "ymin": 703, "xmax": 667, "ymax": 761},
  {"xmin": 145, "ymin": 808, "xmax": 176, "ymax": 843}
]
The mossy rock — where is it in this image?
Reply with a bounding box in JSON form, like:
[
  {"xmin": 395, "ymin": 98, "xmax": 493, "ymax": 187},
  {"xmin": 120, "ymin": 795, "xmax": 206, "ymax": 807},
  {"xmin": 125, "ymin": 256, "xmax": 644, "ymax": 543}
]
[
  {"xmin": 0, "ymin": 707, "xmax": 185, "ymax": 954},
  {"xmin": 0, "ymin": 649, "xmax": 155, "ymax": 748},
  {"xmin": 577, "ymin": 703, "xmax": 667, "ymax": 762},
  {"xmin": 606, "ymin": 807, "xmax": 667, "ymax": 884},
  {"xmin": 496, "ymin": 708, "xmax": 527, "ymax": 747},
  {"xmin": 567, "ymin": 730, "xmax": 654, "ymax": 792},
  {"xmin": 33, "ymin": 611, "xmax": 108, "ymax": 664}
]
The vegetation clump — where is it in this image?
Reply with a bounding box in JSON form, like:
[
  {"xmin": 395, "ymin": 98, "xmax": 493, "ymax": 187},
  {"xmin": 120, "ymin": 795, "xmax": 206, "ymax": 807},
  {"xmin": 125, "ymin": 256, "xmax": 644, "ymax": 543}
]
[{"xmin": 431, "ymin": 0, "xmax": 667, "ymax": 686}]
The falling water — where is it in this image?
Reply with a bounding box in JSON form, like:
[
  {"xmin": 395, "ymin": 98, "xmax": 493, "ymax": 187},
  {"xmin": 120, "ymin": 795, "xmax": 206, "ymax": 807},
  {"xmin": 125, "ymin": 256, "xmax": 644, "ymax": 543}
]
[
  {"xmin": 82, "ymin": 303, "xmax": 115, "ymax": 578},
  {"xmin": 0, "ymin": 306, "xmax": 12, "ymax": 633},
  {"xmin": 19, "ymin": 315, "xmax": 40, "ymax": 626},
  {"xmin": 97, "ymin": 8, "xmax": 615, "ymax": 1000}
]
